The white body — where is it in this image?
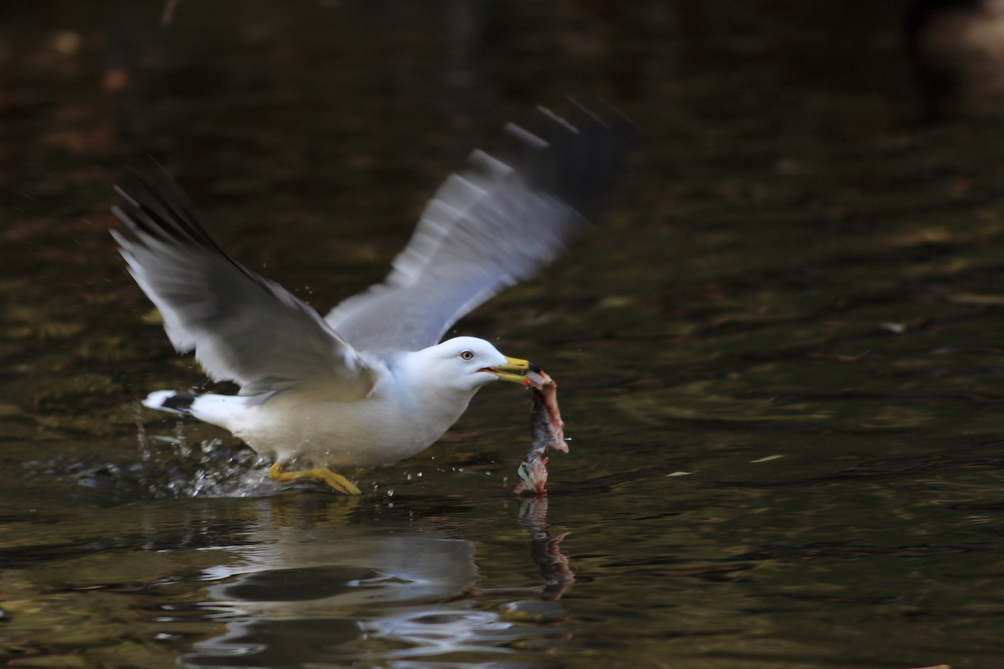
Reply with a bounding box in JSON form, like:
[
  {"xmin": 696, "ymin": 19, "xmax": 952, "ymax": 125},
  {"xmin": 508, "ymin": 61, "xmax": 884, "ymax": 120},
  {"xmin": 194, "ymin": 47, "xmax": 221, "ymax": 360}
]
[
  {"xmin": 144, "ymin": 337, "xmax": 510, "ymax": 468},
  {"xmin": 114, "ymin": 110, "xmax": 623, "ymax": 477}
]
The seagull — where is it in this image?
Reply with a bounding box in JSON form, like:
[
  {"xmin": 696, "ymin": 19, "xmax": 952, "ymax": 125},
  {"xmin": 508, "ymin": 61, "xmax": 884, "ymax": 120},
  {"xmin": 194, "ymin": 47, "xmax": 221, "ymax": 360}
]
[{"xmin": 112, "ymin": 107, "xmax": 631, "ymax": 494}]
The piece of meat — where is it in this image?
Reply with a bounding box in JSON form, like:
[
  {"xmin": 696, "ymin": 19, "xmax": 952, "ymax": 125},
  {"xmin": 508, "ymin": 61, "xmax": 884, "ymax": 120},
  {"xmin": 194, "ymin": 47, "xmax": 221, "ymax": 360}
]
[{"xmin": 512, "ymin": 370, "xmax": 566, "ymax": 495}]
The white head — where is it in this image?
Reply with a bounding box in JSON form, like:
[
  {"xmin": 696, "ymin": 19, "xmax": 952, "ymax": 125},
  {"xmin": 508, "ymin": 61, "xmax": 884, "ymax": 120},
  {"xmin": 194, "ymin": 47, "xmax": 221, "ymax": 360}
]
[{"xmin": 409, "ymin": 336, "xmax": 536, "ymax": 395}]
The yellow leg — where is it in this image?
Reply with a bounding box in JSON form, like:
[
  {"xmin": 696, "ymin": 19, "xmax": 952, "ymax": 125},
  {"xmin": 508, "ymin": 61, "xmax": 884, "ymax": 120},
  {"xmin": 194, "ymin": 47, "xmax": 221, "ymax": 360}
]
[{"xmin": 268, "ymin": 461, "xmax": 362, "ymax": 495}]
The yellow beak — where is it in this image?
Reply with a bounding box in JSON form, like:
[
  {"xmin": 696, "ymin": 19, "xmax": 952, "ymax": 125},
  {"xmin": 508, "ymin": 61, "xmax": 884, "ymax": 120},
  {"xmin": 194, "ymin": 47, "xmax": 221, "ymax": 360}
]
[{"xmin": 481, "ymin": 356, "xmax": 541, "ymax": 384}]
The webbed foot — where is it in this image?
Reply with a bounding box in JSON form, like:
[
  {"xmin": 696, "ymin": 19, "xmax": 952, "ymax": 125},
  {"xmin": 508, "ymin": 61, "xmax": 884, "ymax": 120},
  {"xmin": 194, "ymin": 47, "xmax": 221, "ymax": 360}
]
[{"xmin": 268, "ymin": 461, "xmax": 362, "ymax": 495}]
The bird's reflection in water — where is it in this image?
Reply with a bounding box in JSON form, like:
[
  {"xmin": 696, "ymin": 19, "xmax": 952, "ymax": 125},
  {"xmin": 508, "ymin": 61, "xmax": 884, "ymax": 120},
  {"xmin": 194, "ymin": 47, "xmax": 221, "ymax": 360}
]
[{"xmin": 181, "ymin": 495, "xmax": 569, "ymax": 668}]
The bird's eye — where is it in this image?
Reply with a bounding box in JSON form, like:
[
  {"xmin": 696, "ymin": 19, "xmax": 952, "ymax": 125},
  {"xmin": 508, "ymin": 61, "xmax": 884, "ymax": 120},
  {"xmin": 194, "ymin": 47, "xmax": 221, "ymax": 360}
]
[{"xmin": 460, "ymin": 350, "xmax": 474, "ymax": 361}]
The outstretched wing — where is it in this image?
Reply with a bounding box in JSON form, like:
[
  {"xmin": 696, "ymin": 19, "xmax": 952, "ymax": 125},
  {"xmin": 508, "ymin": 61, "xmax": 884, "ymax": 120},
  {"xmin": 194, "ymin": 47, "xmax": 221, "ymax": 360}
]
[
  {"xmin": 325, "ymin": 107, "xmax": 633, "ymax": 352},
  {"xmin": 112, "ymin": 169, "xmax": 375, "ymax": 398}
]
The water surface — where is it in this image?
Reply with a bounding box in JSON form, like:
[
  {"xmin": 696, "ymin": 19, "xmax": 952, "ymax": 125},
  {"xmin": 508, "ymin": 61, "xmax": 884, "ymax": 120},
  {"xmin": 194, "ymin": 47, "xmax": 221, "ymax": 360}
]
[{"xmin": 4, "ymin": 1, "xmax": 1004, "ymax": 667}]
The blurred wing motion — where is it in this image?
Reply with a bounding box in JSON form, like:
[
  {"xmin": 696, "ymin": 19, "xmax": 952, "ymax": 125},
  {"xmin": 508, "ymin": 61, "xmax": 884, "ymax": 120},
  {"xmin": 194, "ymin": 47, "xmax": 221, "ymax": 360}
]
[
  {"xmin": 112, "ymin": 171, "xmax": 375, "ymax": 397},
  {"xmin": 325, "ymin": 107, "xmax": 634, "ymax": 352}
]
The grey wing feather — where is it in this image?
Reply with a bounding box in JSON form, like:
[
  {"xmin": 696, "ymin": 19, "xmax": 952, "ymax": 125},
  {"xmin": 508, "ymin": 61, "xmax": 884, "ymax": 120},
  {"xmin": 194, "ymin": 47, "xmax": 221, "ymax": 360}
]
[
  {"xmin": 326, "ymin": 107, "xmax": 633, "ymax": 352},
  {"xmin": 113, "ymin": 169, "xmax": 375, "ymax": 397}
]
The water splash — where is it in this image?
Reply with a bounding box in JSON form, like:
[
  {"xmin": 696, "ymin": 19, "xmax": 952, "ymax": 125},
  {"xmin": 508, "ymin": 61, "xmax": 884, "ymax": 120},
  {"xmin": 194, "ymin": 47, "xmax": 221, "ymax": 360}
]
[{"xmin": 24, "ymin": 436, "xmax": 276, "ymax": 502}]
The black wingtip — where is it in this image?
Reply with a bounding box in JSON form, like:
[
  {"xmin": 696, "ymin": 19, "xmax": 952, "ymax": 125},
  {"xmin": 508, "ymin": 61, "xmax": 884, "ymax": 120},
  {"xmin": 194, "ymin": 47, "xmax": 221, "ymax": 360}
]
[
  {"xmin": 510, "ymin": 105, "xmax": 637, "ymax": 217},
  {"xmin": 113, "ymin": 163, "xmax": 267, "ymax": 285},
  {"xmin": 161, "ymin": 392, "xmax": 196, "ymax": 413},
  {"xmin": 114, "ymin": 162, "xmax": 222, "ymax": 251}
]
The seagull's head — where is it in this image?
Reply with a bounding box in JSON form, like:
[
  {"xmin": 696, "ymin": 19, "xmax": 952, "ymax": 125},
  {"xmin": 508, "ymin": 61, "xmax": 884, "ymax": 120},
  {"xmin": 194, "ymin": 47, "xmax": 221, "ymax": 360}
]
[{"xmin": 423, "ymin": 336, "xmax": 539, "ymax": 394}]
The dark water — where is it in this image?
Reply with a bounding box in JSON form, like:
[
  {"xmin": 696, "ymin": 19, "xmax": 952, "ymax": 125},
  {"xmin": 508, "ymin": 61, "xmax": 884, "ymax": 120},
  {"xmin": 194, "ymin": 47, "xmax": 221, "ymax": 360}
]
[{"xmin": 5, "ymin": 1, "xmax": 1004, "ymax": 667}]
